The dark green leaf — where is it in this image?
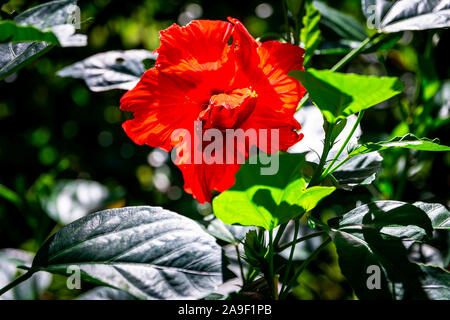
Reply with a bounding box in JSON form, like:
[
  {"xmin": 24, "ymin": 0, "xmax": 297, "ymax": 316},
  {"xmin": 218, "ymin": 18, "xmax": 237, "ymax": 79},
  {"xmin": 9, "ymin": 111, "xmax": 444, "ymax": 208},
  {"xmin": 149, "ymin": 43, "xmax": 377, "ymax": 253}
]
[
  {"xmin": 349, "ymin": 134, "xmax": 450, "ymax": 157},
  {"xmin": 286, "ymin": 0, "xmax": 304, "ymax": 18},
  {"xmin": 330, "ymin": 228, "xmax": 393, "ymax": 299},
  {"xmin": 362, "ymin": 0, "xmax": 450, "ymax": 33},
  {"xmin": 313, "ymin": 0, "xmax": 367, "ymax": 41},
  {"xmin": 329, "ymin": 201, "xmax": 441, "ymax": 299},
  {"xmin": 316, "ymin": 33, "xmax": 401, "ymax": 56},
  {"xmin": 392, "ymin": 264, "xmax": 450, "ymax": 300},
  {"xmin": 289, "ymin": 69, "xmax": 404, "ymax": 123},
  {"xmin": 332, "ymin": 152, "xmax": 383, "ymax": 190},
  {"xmin": 329, "ymin": 201, "xmax": 433, "ymax": 241},
  {"xmin": 32, "ymin": 206, "xmax": 223, "ymax": 300},
  {"xmin": 57, "ymin": 50, "xmax": 156, "ymax": 92},
  {"xmin": 213, "ymin": 153, "xmax": 335, "ymax": 230}
]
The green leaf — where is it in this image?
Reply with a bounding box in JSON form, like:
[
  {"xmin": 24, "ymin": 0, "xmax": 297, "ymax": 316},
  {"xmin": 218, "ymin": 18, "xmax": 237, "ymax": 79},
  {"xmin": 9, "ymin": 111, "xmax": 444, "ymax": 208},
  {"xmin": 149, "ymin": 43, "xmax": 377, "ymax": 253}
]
[
  {"xmin": 0, "ymin": 0, "xmax": 87, "ymax": 80},
  {"xmin": 278, "ymin": 223, "xmax": 322, "ymax": 260},
  {"xmin": 77, "ymin": 286, "xmax": 137, "ymax": 300},
  {"xmin": 316, "ymin": 33, "xmax": 401, "ymax": 56},
  {"xmin": 289, "ymin": 69, "xmax": 404, "ymax": 123},
  {"xmin": 349, "ymin": 134, "xmax": 450, "ymax": 157},
  {"xmin": 410, "ymin": 264, "xmax": 450, "ymax": 300},
  {"xmin": 330, "ymin": 228, "xmax": 393, "ymax": 299},
  {"xmin": 300, "ymin": 1, "xmax": 321, "ymax": 66},
  {"xmin": 286, "ymin": 0, "xmax": 304, "ymax": 18},
  {"xmin": 213, "ymin": 153, "xmax": 335, "ymax": 230},
  {"xmin": 57, "ymin": 50, "xmax": 156, "ymax": 92},
  {"xmin": 0, "ymin": 249, "xmax": 52, "ymax": 300},
  {"xmin": 328, "ymin": 201, "xmax": 442, "ymax": 299},
  {"xmin": 0, "ymin": 20, "xmax": 60, "ymax": 44},
  {"xmin": 362, "ymin": 0, "xmax": 450, "ymax": 33},
  {"xmin": 204, "ymin": 217, "xmax": 254, "ymax": 244},
  {"xmin": 413, "ymin": 202, "xmax": 450, "ymax": 230},
  {"xmin": 332, "ymin": 152, "xmax": 383, "ymax": 190},
  {"xmin": 31, "ymin": 206, "xmax": 223, "ymax": 300},
  {"xmin": 329, "ymin": 201, "xmax": 434, "ymax": 241},
  {"xmin": 313, "ymin": 0, "xmax": 367, "ymax": 41}
]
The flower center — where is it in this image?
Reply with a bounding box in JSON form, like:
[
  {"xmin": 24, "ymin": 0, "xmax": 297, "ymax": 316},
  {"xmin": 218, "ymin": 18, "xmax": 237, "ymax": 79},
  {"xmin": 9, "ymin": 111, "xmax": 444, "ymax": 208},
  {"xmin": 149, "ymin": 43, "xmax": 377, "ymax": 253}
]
[{"xmin": 199, "ymin": 87, "xmax": 258, "ymax": 129}]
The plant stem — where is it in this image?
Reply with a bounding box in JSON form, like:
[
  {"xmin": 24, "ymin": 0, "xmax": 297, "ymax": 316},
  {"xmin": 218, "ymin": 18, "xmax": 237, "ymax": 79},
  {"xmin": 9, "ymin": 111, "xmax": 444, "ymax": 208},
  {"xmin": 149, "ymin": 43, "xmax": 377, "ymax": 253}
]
[
  {"xmin": 273, "ymin": 223, "xmax": 288, "ymax": 248},
  {"xmin": 280, "ymin": 237, "xmax": 331, "ymax": 299},
  {"xmin": 0, "ymin": 272, "xmax": 33, "ymax": 296},
  {"xmin": 274, "ymin": 274, "xmax": 280, "ymax": 300},
  {"xmin": 321, "ymin": 110, "xmax": 365, "ymax": 178},
  {"xmin": 293, "ymin": 0, "xmax": 305, "ymax": 46},
  {"xmin": 330, "ymin": 35, "xmax": 375, "ymax": 72},
  {"xmin": 282, "ymin": 0, "xmax": 290, "ymax": 42},
  {"xmin": 280, "ymin": 219, "xmax": 300, "ymax": 294},
  {"xmin": 309, "ymin": 122, "xmax": 335, "ymax": 187},
  {"xmin": 235, "ymin": 243, "xmax": 246, "ymax": 282},
  {"xmin": 268, "ymin": 229, "xmax": 276, "ymax": 299},
  {"xmin": 327, "ymin": 155, "xmax": 350, "ymax": 175},
  {"xmin": 277, "ymin": 230, "xmax": 325, "ymax": 252}
]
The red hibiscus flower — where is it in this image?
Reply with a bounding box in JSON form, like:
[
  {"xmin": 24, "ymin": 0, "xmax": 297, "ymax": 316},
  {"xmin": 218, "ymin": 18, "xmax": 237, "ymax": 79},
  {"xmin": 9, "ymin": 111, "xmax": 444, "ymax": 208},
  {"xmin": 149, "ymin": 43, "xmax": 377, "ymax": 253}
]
[{"xmin": 120, "ymin": 17, "xmax": 306, "ymax": 203}]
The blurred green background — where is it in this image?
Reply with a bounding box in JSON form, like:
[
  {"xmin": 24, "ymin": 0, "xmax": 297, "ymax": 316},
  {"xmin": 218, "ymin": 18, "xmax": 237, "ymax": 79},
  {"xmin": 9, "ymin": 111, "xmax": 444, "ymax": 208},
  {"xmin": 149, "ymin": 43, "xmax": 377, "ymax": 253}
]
[{"xmin": 0, "ymin": 0, "xmax": 449, "ymax": 300}]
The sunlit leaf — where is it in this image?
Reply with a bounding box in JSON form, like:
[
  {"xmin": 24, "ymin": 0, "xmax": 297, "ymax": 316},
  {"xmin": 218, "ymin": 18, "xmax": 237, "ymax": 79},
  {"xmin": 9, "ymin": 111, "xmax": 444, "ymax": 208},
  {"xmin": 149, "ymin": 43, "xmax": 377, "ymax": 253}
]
[
  {"xmin": 31, "ymin": 206, "xmax": 223, "ymax": 300},
  {"xmin": 349, "ymin": 134, "xmax": 450, "ymax": 157},
  {"xmin": 362, "ymin": 0, "xmax": 450, "ymax": 33},
  {"xmin": 57, "ymin": 50, "xmax": 156, "ymax": 92},
  {"xmin": 289, "ymin": 69, "xmax": 404, "ymax": 123},
  {"xmin": 77, "ymin": 286, "xmax": 137, "ymax": 300},
  {"xmin": 413, "ymin": 202, "xmax": 450, "ymax": 230},
  {"xmin": 213, "ymin": 153, "xmax": 335, "ymax": 230}
]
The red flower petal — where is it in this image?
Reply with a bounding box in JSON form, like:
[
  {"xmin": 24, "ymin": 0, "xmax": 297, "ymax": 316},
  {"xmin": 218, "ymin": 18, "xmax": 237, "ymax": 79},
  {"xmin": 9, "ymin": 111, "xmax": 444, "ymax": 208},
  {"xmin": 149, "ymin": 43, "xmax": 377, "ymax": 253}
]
[
  {"xmin": 120, "ymin": 69, "xmax": 204, "ymax": 151},
  {"xmin": 178, "ymin": 161, "xmax": 241, "ymax": 203},
  {"xmin": 156, "ymin": 20, "xmax": 233, "ymax": 76}
]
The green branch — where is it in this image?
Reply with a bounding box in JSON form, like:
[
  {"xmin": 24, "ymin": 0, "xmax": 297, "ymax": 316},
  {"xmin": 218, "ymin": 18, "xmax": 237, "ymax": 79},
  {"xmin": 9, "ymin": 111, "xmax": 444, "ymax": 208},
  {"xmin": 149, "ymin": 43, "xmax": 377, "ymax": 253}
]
[
  {"xmin": 277, "ymin": 230, "xmax": 325, "ymax": 252},
  {"xmin": 280, "ymin": 237, "xmax": 331, "ymax": 299},
  {"xmin": 0, "ymin": 272, "xmax": 34, "ymax": 297},
  {"xmin": 321, "ymin": 110, "xmax": 365, "ymax": 178}
]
